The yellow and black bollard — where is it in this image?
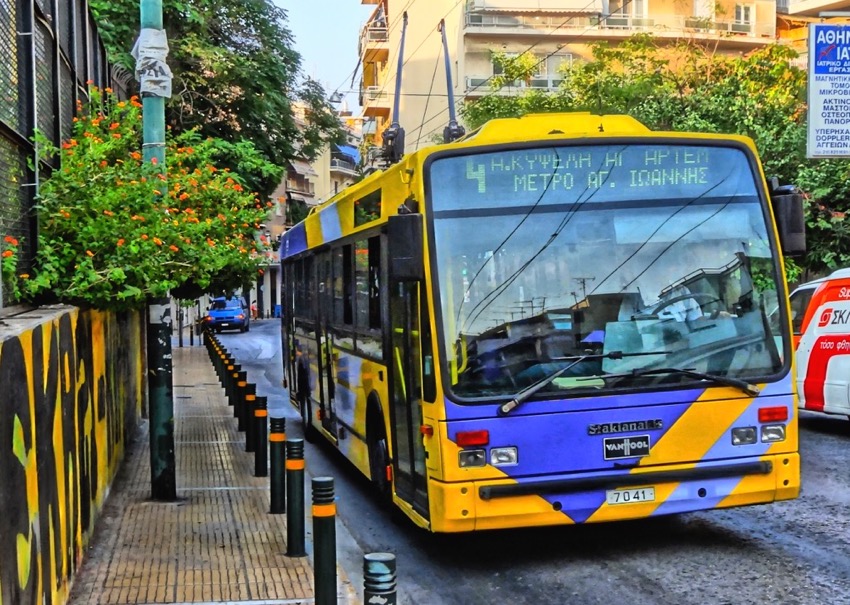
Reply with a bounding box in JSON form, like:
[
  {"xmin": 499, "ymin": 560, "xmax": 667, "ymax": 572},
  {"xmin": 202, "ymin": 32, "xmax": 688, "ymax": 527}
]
[
  {"xmin": 254, "ymin": 396, "xmax": 268, "ymax": 477},
  {"xmin": 364, "ymin": 553, "xmax": 397, "ymax": 605},
  {"xmin": 285, "ymin": 438, "xmax": 306, "ymax": 557},
  {"xmin": 312, "ymin": 477, "xmax": 337, "ymax": 605},
  {"xmin": 234, "ymin": 370, "xmax": 247, "ymax": 422},
  {"xmin": 240, "ymin": 382, "xmax": 255, "ymax": 435},
  {"xmin": 269, "ymin": 417, "xmax": 286, "ymax": 513}
]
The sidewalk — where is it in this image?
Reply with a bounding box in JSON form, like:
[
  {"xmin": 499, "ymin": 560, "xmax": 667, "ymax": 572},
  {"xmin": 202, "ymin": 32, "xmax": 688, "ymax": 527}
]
[{"xmin": 67, "ymin": 345, "xmax": 359, "ymax": 605}]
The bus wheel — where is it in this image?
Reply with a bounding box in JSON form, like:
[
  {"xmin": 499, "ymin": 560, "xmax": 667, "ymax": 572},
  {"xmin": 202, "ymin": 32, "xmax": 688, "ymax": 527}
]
[
  {"xmin": 368, "ymin": 423, "xmax": 391, "ymax": 503},
  {"xmin": 300, "ymin": 395, "xmax": 318, "ymax": 443}
]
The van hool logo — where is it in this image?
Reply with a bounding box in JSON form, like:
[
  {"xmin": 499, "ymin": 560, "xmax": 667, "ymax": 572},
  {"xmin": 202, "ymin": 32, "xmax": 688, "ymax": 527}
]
[
  {"xmin": 603, "ymin": 435, "xmax": 651, "ymax": 460},
  {"xmin": 587, "ymin": 419, "xmax": 663, "ymax": 436}
]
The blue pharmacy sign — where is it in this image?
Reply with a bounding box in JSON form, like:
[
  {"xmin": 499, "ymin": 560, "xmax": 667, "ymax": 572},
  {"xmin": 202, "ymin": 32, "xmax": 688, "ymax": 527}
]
[{"xmin": 808, "ymin": 24, "xmax": 850, "ymax": 158}]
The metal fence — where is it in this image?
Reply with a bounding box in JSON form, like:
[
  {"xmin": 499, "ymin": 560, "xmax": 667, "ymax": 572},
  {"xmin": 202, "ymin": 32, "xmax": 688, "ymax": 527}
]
[{"xmin": 0, "ymin": 0, "xmax": 121, "ymax": 307}]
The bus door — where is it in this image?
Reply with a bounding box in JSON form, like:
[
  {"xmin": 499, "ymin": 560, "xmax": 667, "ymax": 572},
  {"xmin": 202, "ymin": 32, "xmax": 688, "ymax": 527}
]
[
  {"xmin": 282, "ymin": 262, "xmax": 296, "ymax": 395},
  {"xmin": 387, "ymin": 215, "xmax": 429, "ymax": 518},
  {"xmin": 317, "ymin": 250, "xmax": 337, "ymax": 439}
]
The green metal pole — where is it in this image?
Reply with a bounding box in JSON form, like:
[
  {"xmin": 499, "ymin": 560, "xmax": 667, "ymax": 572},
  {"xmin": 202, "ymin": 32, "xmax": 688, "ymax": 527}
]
[{"xmin": 141, "ymin": 0, "xmax": 175, "ymax": 501}]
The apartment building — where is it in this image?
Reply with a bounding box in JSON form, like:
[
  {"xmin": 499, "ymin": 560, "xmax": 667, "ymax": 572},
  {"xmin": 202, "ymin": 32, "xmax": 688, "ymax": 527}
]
[
  {"xmin": 777, "ymin": 1, "xmax": 850, "ymax": 66},
  {"xmin": 359, "ymin": 0, "xmax": 779, "ymax": 153}
]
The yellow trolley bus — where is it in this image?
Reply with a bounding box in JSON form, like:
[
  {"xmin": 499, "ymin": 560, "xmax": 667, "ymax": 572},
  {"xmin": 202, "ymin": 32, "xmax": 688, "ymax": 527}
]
[{"xmin": 280, "ymin": 112, "xmax": 804, "ymax": 532}]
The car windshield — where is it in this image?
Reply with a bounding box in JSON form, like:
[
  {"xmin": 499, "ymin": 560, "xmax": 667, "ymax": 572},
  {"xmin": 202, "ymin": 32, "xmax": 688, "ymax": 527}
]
[
  {"xmin": 428, "ymin": 143, "xmax": 786, "ymax": 400},
  {"xmin": 212, "ymin": 299, "xmax": 242, "ymax": 310}
]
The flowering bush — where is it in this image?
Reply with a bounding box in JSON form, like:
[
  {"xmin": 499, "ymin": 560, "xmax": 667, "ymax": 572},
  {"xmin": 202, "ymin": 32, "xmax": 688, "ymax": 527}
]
[
  {"xmin": 1, "ymin": 234, "xmax": 21, "ymax": 302},
  {"xmin": 25, "ymin": 86, "xmax": 276, "ymax": 310}
]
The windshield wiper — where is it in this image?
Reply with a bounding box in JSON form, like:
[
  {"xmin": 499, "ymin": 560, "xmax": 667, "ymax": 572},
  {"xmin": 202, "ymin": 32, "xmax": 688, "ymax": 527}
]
[
  {"xmin": 607, "ymin": 367, "xmax": 760, "ymax": 397},
  {"xmin": 497, "ymin": 350, "xmax": 668, "ymax": 416}
]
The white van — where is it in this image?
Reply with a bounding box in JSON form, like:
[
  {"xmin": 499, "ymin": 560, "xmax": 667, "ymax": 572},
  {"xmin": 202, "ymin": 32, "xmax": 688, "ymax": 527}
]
[{"xmin": 795, "ymin": 268, "xmax": 850, "ymax": 417}]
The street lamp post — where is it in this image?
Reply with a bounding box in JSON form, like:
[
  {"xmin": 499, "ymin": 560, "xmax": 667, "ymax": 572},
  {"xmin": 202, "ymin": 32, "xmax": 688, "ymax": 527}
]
[{"xmin": 138, "ymin": 0, "xmax": 175, "ymax": 501}]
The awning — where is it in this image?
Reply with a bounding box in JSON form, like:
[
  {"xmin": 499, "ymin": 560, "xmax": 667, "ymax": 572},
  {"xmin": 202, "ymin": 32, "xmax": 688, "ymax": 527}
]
[
  {"xmin": 334, "ymin": 144, "xmax": 361, "ymax": 164},
  {"xmin": 288, "ymin": 159, "xmax": 317, "ymax": 177}
]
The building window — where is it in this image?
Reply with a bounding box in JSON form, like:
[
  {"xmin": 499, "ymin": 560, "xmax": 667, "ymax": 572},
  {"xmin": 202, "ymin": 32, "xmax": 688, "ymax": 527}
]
[{"xmin": 735, "ymin": 4, "xmax": 752, "ymax": 24}]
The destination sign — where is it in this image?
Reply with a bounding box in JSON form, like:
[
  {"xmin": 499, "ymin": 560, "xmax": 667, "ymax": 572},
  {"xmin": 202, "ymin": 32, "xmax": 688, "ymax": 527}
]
[{"xmin": 430, "ymin": 144, "xmax": 756, "ymax": 210}]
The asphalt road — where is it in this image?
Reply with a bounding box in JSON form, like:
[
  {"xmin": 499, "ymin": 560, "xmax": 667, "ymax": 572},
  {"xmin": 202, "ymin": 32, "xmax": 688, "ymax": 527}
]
[{"xmin": 212, "ymin": 320, "xmax": 850, "ymax": 605}]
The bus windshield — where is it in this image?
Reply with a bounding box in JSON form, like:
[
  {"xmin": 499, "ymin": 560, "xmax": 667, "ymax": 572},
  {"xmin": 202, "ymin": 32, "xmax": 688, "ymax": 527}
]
[{"xmin": 428, "ymin": 143, "xmax": 786, "ymax": 400}]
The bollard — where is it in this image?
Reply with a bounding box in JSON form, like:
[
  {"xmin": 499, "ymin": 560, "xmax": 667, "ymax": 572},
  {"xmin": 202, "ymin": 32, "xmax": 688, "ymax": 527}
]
[
  {"xmin": 241, "ymin": 382, "xmax": 255, "ymax": 436},
  {"xmin": 312, "ymin": 477, "xmax": 337, "ymax": 605},
  {"xmin": 285, "ymin": 439, "xmax": 306, "ymax": 557},
  {"xmin": 233, "ymin": 370, "xmax": 247, "ymax": 421},
  {"xmin": 364, "ymin": 553, "xmax": 397, "ymax": 605},
  {"xmin": 254, "ymin": 396, "xmax": 268, "ymax": 477},
  {"xmin": 269, "ymin": 417, "xmax": 286, "ymax": 513}
]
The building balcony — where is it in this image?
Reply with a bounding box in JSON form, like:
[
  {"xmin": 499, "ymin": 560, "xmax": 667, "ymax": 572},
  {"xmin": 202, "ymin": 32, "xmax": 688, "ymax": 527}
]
[
  {"xmin": 360, "ymin": 24, "xmax": 389, "ymax": 63},
  {"xmin": 463, "ymin": 10, "xmax": 775, "ymax": 42},
  {"xmin": 778, "ymin": 0, "xmax": 847, "ymax": 16},
  {"xmin": 465, "ymin": 74, "xmax": 563, "ymax": 96},
  {"xmin": 467, "ymin": 0, "xmax": 604, "ymax": 10},
  {"xmin": 361, "ymin": 85, "xmax": 391, "ymax": 118},
  {"xmin": 330, "ymin": 157, "xmax": 358, "ymax": 177}
]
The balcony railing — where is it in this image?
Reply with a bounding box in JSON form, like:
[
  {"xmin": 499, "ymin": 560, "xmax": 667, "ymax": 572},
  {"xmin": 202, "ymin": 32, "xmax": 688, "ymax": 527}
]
[
  {"xmin": 464, "ymin": 10, "xmax": 775, "ymax": 38},
  {"xmin": 466, "ymin": 74, "xmax": 563, "ymax": 93},
  {"xmin": 330, "ymin": 158, "xmax": 358, "ymax": 174}
]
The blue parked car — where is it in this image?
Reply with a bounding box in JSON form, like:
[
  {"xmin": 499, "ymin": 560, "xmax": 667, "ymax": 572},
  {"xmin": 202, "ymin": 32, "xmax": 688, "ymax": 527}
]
[{"xmin": 204, "ymin": 297, "xmax": 250, "ymax": 333}]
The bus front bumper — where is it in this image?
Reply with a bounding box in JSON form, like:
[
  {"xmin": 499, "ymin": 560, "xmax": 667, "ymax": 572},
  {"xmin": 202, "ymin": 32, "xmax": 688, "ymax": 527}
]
[{"xmin": 426, "ymin": 453, "xmax": 800, "ymax": 533}]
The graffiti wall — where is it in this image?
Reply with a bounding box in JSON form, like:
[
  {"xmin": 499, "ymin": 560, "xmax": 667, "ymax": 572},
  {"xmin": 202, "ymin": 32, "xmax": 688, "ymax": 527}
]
[{"xmin": 0, "ymin": 306, "xmax": 144, "ymax": 605}]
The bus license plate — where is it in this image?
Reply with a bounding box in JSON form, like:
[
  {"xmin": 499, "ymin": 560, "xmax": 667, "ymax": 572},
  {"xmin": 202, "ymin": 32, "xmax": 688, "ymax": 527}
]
[{"xmin": 605, "ymin": 487, "xmax": 655, "ymax": 505}]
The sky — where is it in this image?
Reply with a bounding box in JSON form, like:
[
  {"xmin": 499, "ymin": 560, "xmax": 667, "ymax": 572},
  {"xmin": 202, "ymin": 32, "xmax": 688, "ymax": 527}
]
[{"xmin": 277, "ymin": 1, "xmax": 376, "ymax": 111}]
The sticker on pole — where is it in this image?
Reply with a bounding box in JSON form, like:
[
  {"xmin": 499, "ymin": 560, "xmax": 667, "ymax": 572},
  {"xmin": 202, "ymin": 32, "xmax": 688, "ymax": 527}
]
[
  {"xmin": 807, "ymin": 24, "xmax": 850, "ymax": 158},
  {"xmin": 132, "ymin": 28, "xmax": 173, "ymax": 98}
]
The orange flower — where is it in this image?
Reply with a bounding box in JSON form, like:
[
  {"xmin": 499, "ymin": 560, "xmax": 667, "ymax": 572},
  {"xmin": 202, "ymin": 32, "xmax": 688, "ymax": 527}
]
[
  {"xmin": 141, "ymin": 234, "xmax": 149, "ymax": 240},
  {"xmin": 169, "ymin": 245, "xmax": 179, "ymax": 252},
  {"xmin": 19, "ymin": 273, "xmax": 29, "ymax": 279},
  {"xmin": 103, "ymin": 210, "xmax": 114, "ymax": 216},
  {"xmin": 150, "ymin": 157, "xmax": 158, "ymax": 165},
  {"xmin": 86, "ymin": 250, "xmax": 94, "ymax": 257},
  {"xmin": 4, "ymin": 235, "xmax": 17, "ymax": 245},
  {"xmin": 153, "ymin": 190, "xmax": 162, "ymax": 196},
  {"xmin": 179, "ymin": 192, "xmax": 189, "ymax": 201},
  {"xmin": 109, "ymin": 123, "xmax": 119, "ymax": 130},
  {"xmin": 112, "ymin": 133, "xmax": 121, "ymax": 139},
  {"xmin": 100, "ymin": 160, "xmax": 108, "ymax": 168},
  {"xmin": 61, "ymin": 211, "xmax": 70, "ymax": 219},
  {"xmin": 2, "ymin": 250, "xmax": 13, "ymax": 258},
  {"xmin": 153, "ymin": 237, "xmax": 163, "ymax": 246},
  {"xmin": 117, "ymin": 239, "xmax": 125, "ymax": 246},
  {"xmin": 130, "ymin": 151, "xmax": 142, "ymax": 161}
]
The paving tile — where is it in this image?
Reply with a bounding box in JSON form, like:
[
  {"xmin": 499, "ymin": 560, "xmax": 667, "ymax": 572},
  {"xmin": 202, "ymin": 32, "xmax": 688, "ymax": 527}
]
[{"xmin": 67, "ymin": 343, "xmax": 357, "ymax": 604}]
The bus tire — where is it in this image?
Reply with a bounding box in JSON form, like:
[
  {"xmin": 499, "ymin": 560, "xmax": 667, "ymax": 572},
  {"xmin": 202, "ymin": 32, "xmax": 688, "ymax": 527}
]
[{"xmin": 367, "ymin": 400, "xmax": 392, "ymax": 504}]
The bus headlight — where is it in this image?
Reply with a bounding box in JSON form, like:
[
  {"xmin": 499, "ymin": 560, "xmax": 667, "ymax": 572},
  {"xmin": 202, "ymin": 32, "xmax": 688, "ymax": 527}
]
[
  {"xmin": 490, "ymin": 447, "xmax": 518, "ymax": 466},
  {"xmin": 458, "ymin": 449, "xmax": 486, "ymax": 468},
  {"xmin": 731, "ymin": 426, "xmax": 757, "ymax": 445},
  {"xmin": 761, "ymin": 424, "xmax": 786, "ymax": 443}
]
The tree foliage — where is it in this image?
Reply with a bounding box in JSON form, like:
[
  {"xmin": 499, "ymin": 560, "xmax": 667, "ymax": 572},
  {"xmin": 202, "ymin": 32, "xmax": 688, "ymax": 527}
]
[
  {"xmin": 461, "ymin": 36, "xmax": 849, "ymax": 277},
  {"xmin": 17, "ymin": 87, "xmax": 274, "ymax": 310},
  {"xmin": 89, "ymin": 0, "xmax": 343, "ymax": 198}
]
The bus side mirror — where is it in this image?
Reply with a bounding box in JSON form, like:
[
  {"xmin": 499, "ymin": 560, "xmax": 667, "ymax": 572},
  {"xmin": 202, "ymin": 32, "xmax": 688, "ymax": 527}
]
[
  {"xmin": 769, "ymin": 181, "xmax": 806, "ymax": 258},
  {"xmin": 387, "ymin": 213, "xmax": 424, "ymax": 282}
]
